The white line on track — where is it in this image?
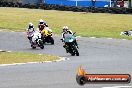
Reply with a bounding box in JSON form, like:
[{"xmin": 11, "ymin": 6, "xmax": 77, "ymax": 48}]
[
  {"xmin": 0, "ymin": 62, "xmax": 38, "ymax": 67},
  {"xmin": 7, "ymin": 51, "xmax": 12, "ymax": 52},
  {"xmin": 38, "ymin": 54, "xmax": 42, "ymax": 55},
  {"xmin": 102, "ymin": 86, "xmax": 131, "ymax": 88},
  {"xmin": 122, "ymin": 39, "xmax": 127, "ymax": 40},
  {"xmin": 55, "ymin": 57, "xmax": 70, "ymax": 62},
  {"xmin": 90, "ymin": 37, "xmax": 96, "ymax": 38},
  {"xmin": 76, "ymin": 36, "xmax": 81, "ymax": 38},
  {"xmin": 0, "ymin": 56, "xmax": 70, "ymax": 67},
  {"xmin": 0, "ymin": 50, "xmax": 12, "ymax": 52},
  {"xmin": 87, "ymin": 36, "xmax": 129, "ymax": 41},
  {"xmin": 107, "ymin": 38, "xmax": 113, "ymax": 39},
  {"xmin": 22, "ymin": 32, "xmax": 25, "ymax": 33},
  {"xmin": 11, "ymin": 31, "xmax": 15, "ymax": 32}
]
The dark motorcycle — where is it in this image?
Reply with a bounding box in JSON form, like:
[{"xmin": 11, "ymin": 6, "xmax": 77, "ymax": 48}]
[{"xmin": 62, "ymin": 33, "xmax": 79, "ymax": 56}]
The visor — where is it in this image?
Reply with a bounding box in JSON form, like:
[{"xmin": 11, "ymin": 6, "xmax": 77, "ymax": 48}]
[{"xmin": 40, "ymin": 22, "xmax": 44, "ymax": 24}]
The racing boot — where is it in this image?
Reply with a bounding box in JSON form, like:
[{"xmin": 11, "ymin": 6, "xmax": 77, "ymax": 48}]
[{"xmin": 63, "ymin": 44, "xmax": 69, "ymax": 53}]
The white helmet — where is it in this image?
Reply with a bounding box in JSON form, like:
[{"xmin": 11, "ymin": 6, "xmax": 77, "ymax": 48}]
[
  {"xmin": 40, "ymin": 19, "xmax": 44, "ymax": 22},
  {"xmin": 63, "ymin": 26, "xmax": 66, "ymax": 29},
  {"xmin": 63, "ymin": 26, "xmax": 69, "ymax": 32},
  {"xmin": 65, "ymin": 26, "xmax": 68, "ymax": 29},
  {"xmin": 63, "ymin": 26, "xmax": 68, "ymax": 30},
  {"xmin": 29, "ymin": 22, "xmax": 33, "ymax": 26}
]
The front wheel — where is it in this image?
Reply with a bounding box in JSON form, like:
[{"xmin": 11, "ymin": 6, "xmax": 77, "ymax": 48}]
[
  {"xmin": 40, "ymin": 45, "xmax": 44, "ymax": 49},
  {"xmin": 71, "ymin": 52, "xmax": 75, "ymax": 56},
  {"xmin": 75, "ymin": 49, "xmax": 79, "ymax": 56},
  {"xmin": 70, "ymin": 47, "xmax": 75, "ymax": 56},
  {"xmin": 38, "ymin": 40, "xmax": 44, "ymax": 49},
  {"xmin": 73, "ymin": 46, "xmax": 79, "ymax": 56}
]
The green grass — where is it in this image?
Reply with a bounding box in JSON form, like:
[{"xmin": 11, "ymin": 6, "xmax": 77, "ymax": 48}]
[
  {"xmin": 0, "ymin": 52, "xmax": 59, "ymax": 64},
  {"xmin": 0, "ymin": 7, "xmax": 132, "ymax": 39}
]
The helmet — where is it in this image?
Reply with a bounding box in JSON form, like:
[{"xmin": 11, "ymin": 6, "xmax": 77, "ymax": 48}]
[
  {"xmin": 29, "ymin": 22, "xmax": 34, "ymax": 29},
  {"xmin": 63, "ymin": 26, "xmax": 68, "ymax": 29},
  {"xmin": 39, "ymin": 19, "xmax": 44, "ymax": 24},
  {"xmin": 63, "ymin": 26, "xmax": 69, "ymax": 32},
  {"xmin": 65, "ymin": 26, "xmax": 68, "ymax": 30}
]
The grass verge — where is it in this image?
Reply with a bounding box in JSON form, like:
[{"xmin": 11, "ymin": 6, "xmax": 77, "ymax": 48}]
[
  {"xmin": 0, "ymin": 7, "xmax": 132, "ymax": 39},
  {"xmin": 0, "ymin": 51, "xmax": 59, "ymax": 64}
]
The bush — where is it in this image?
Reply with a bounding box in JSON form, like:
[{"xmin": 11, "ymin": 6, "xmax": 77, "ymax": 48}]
[{"xmin": 0, "ymin": 1, "xmax": 132, "ymax": 14}]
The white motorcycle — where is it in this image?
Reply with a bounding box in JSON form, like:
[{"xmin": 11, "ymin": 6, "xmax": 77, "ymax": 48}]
[{"xmin": 31, "ymin": 31, "xmax": 44, "ymax": 49}]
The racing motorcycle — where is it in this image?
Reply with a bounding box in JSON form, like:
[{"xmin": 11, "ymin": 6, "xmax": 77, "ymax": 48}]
[
  {"xmin": 41, "ymin": 27, "xmax": 54, "ymax": 45},
  {"xmin": 31, "ymin": 31, "xmax": 44, "ymax": 49},
  {"xmin": 61, "ymin": 33, "xmax": 79, "ymax": 56}
]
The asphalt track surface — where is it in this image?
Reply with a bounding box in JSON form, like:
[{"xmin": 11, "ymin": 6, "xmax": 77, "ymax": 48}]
[{"xmin": 0, "ymin": 31, "xmax": 132, "ymax": 88}]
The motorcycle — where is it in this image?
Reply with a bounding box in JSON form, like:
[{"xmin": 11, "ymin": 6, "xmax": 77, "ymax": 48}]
[
  {"xmin": 41, "ymin": 27, "xmax": 54, "ymax": 45},
  {"xmin": 62, "ymin": 33, "xmax": 79, "ymax": 56},
  {"xmin": 31, "ymin": 31, "xmax": 44, "ymax": 49}
]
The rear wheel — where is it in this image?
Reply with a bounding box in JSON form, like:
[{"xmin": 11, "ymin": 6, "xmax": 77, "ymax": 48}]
[
  {"xmin": 39, "ymin": 40, "xmax": 44, "ymax": 45},
  {"xmin": 42, "ymin": 38, "xmax": 46, "ymax": 45},
  {"xmin": 50, "ymin": 37, "xmax": 54, "ymax": 45}
]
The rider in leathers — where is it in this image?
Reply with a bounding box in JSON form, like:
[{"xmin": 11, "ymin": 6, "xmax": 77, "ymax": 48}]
[
  {"xmin": 61, "ymin": 26, "xmax": 78, "ymax": 52},
  {"xmin": 26, "ymin": 22, "xmax": 35, "ymax": 44}
]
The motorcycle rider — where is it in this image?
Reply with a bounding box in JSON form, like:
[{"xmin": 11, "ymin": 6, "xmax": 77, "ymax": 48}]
[
  {"xmin": 38, "ymin": 19, "xmax": 48, "ymax": 32},
  {"xmin": 37, "ymin": 19, "xmax": 52, "ymax": 37},
  {"xmin": 26, "ymin": 22, "xmax": 35, "ymax": 44},
  {"xmin": 61, "ymin": 26, "xmax": 78, "ymax": 49},
  {"xmin": 61, "ymin": 26, "xmax": 73, "ymax": 40}
]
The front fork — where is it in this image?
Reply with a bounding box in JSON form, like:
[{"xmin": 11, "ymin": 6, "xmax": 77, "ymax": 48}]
[{"xmin": 74, "ymin": 40, "xmax": 79, "ymax": 48}]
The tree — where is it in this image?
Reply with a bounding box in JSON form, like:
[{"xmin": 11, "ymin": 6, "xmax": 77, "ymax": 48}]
[{"xmin": 1, "ymin": 0, "xmax": 22, "ymax": 3}]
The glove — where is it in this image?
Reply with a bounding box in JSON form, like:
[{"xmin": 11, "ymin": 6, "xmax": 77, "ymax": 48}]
[{"xmin": 60, "ymin": 39, "xmax": 64, "ymax": 42}]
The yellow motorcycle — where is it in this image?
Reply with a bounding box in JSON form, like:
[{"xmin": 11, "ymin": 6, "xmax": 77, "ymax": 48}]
[{"xmin": 41, "ymin": 27, "xmax": 54, "ymax": 45}]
